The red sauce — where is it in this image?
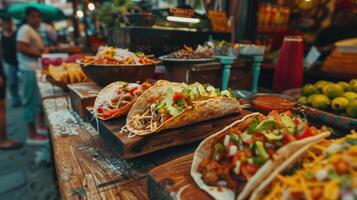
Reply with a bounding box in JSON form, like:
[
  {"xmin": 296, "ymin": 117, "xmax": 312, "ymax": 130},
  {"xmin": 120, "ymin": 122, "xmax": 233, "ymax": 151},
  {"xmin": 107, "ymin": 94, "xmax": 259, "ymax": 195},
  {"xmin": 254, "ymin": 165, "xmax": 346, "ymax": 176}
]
[{"xmin": 252, "ymin": 95, "xmax": 295, "ymax": 113}]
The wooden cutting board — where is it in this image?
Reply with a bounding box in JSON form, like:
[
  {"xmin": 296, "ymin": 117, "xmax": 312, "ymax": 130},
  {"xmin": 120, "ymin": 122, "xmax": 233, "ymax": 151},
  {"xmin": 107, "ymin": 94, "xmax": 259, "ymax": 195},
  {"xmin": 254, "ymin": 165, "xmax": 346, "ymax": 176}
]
[
  {"xmin": 89, "ymin": 110, "xmax": 252, "ymax": 159},
  {"xmin": 147, "ymin": 154, "xmax": 211, "ymax": 200}
]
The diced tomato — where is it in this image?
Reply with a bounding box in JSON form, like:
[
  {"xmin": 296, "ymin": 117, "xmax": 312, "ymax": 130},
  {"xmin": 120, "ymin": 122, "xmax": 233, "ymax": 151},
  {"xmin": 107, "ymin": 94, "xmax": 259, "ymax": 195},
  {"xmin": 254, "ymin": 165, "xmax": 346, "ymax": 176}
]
[
  {"xmin": 283, "ymin": 131, "xmax": 296, "ymax": 144},
  {"xmin": 293, "ymin": 118, "xmax": 300, "ymax": 126},
  {"xmin": 284, "ymin": 110, "xmax": 292, "ymax": 117},
  {"xmin": 128, "ymin": 86, "xmax": 138, "ymax": 94},
  {"xmin": 231, "ymin": 151, "xmax": 244, "ymax": 165},
  {"xmin": 187, "ymin": 101, "xmax": 193, "ymax": 106},
  {"xmin": 101, "ymin": 109, "xmax": 120, "ymax": 119},
  {"xmin": 296, "ymin": 128, "xmax": 313, "ymax": 140},
  {"xmin": 258, "ymin": 115, "xmax": 266, "ymax": 122},
  {"xmin": 150, "ymin": 97, "xmax": 158, "ymax": 104},
  {"xmin": 173, "ymin": 92, "xmax": 186, "ymax": 102},
  {"xmin": 140, "ymin": 82, "xmax": 151, "ymax": 90},
  {"xmin": 164, "ymin": 113, "xmax": 172, "ymax": 121},
  {"xmin": 243, "ymin": 148, "xmax": 253, "ymax": 157},
  {"xmin": 97, "ymin": 107, "xmax": 104, "ymax": 113},
  {"xmin": 271, "ymin": 111, "xmax": 282, "ymax": 123},
  {"xmin": 267, "ymin": 147, "xmax": 275, "ymax": 157},
  {"xmin": 254, "ymin": 132, "xmax": 265, "ymax": 141},
  {"xmin": 241, "ymin": 163, "xmax": 258, "ymax": 179}
]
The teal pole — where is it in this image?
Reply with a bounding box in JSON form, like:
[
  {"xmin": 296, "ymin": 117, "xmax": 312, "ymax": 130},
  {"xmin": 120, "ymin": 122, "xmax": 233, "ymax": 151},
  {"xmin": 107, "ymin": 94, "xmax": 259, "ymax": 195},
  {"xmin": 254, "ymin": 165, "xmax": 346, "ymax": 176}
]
[{"xmin": 251, "ymin": 55, "xmax": 263, "ymax": 93}]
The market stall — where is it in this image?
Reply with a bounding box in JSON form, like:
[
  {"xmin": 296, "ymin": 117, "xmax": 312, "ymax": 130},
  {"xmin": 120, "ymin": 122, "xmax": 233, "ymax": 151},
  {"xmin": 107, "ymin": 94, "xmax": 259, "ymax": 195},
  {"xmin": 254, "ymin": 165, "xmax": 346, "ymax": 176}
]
[{"xmin": 1, "ymin": 0, "xmax": 356, "ymax": 200}]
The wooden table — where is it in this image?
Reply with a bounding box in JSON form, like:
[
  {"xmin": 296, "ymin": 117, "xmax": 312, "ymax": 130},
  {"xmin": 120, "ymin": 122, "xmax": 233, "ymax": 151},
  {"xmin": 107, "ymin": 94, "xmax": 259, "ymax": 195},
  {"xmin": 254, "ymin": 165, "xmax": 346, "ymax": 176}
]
[{"xmin": 37, "ymin": 74, "xmax": 199, "ymax": 200}]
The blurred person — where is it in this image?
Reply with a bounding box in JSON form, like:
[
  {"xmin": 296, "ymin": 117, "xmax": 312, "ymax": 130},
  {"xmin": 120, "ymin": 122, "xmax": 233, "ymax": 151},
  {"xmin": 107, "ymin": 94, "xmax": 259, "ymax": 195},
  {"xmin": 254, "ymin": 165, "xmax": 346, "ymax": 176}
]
[
  {"xmin": 315, "ymin": 0, "xmax": 357, "ymax": 55},
  {"xmin": 16, "ymin": 7, "xmax": 48, "ymax": 144},
  {"xmin": 270, "ymin": 12, "xmax": 303, "ymax": 51},
  {"xmin": 39, "ymin": 22, "xmax": 58, "ymax": 48},
  {"xmin": 0, "ymin": 17, "xmax": 21, "ymax": 108},
  {"xmin": 0, "ymin": 60, "xmax": 22, "ymax": 149}
]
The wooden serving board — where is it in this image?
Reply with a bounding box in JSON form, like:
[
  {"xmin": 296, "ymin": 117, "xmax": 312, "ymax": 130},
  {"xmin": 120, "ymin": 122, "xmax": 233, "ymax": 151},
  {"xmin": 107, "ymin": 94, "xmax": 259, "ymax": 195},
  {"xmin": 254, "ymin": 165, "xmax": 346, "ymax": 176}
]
[
  {"xmin": 90, "ymin": 110, "xmax": 251, "ymax": 159},
  {"xmin": 147, "ymin": 154, "xmax": 211, "ymax": 200},
  {"xmin": 68, "ymin": 82, "xmax": 101, "ymax": 120}
]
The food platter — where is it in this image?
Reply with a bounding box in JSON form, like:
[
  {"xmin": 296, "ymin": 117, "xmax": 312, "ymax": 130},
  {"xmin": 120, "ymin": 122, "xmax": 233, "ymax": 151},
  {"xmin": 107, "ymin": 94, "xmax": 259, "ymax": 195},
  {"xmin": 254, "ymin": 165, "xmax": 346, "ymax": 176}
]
[{"xmin": 159, "ymin": 56, "xmax": 215, "ymax": 63}]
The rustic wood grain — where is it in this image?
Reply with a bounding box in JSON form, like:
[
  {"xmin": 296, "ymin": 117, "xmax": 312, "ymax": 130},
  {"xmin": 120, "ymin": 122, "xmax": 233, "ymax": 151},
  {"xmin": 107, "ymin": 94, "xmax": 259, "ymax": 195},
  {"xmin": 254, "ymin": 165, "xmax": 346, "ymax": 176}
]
[
  {"xmin": 148, "ymin": 154, "xmax": 212, "ymax": 200},
  {"xmin": 42, "ymin": 96, "xmax": 152, "ymax": 200},
  {"xmin": 93, "ymin": 110, "xmax": 252, "ymax": 159}
]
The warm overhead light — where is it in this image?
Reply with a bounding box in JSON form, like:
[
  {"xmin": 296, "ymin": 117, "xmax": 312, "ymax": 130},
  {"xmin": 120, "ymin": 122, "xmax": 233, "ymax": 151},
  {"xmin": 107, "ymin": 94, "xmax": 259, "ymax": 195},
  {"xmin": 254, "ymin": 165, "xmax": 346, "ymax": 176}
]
[
  {"xmin": 166, "ymin": 16, "xmax": 200, "ymax": 23},
  {"xmin": 88, "ymin": 3, "xmax": 95, "ymax": 11},
  {"xmin": 305, "ymin": 0, "xmax": 311, "ymax": 1},
  {"xmin": 76, "ymin": 10, "xmax": 84, "ymax": 18}
]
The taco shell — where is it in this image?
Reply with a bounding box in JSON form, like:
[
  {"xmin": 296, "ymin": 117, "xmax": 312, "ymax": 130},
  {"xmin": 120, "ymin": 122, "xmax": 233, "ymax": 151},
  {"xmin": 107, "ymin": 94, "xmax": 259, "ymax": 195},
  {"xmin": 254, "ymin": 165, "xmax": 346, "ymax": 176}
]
[
  {"xmin": 190, "ymin": 113, "xmax": 330, "ymax": 200},
  {"xmin": 126, "ymin": 81, "xmax": 242, "ymax": 136},
  {"xmin": 94, "ymin": 81, "xmax": 135, "ymax": 120}
]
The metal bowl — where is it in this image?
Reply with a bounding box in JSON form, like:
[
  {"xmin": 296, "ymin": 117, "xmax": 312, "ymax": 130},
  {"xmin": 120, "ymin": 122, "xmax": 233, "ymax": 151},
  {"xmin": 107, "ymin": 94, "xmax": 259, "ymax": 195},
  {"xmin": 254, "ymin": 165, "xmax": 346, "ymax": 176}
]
[{"xmin": 79, "ymin": 62, "xmax": 157, "ymax": 87}]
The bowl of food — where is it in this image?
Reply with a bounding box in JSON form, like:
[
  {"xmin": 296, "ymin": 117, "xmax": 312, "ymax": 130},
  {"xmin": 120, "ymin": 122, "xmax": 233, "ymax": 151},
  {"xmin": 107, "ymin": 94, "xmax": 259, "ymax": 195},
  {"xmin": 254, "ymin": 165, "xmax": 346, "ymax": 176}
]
[
  {"xmin": 252, "ymin": 93, "xmax": 296, "ymax": 113},
  {"xmin": 159, "ymin": 45, "xmax": 215, "ymax": 62},
  {"xmin": 78, "ymin": 46, "xmax": 159, "ymax": 87}
]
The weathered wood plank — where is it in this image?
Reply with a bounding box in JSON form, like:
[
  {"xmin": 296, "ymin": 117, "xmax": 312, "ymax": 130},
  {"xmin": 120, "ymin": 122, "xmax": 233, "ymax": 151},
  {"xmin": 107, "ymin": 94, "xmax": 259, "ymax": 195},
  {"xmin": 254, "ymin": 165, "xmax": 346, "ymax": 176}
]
[{"xmin": 43, "ymin": 97, "xmax": 150, "ymax": 200}]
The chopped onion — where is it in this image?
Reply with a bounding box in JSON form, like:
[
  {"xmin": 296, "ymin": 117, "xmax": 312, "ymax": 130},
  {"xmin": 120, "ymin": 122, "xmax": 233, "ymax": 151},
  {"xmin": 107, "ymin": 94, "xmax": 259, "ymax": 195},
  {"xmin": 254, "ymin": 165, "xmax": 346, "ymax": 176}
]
[
  {"xmin": 223, "ymin": 135, "xmax": 230, "ymax": 146},
  {"xmin": 217, "ymin": 180, "xmax": 227, "ymax": 187},
  {"xmin": 233, "ymin": 160, "xmax": 241, "ymax": 175},
  {"xmin": 229, "ymin": 145, "xmax": 238, "ymax": 156},
  {"xmin": 325, "ymin": 143, "xmax": 342, "ymax": 155},
  {"xmin": 315, "ymin": 169, "xmax": 327, "ymax": 181}
]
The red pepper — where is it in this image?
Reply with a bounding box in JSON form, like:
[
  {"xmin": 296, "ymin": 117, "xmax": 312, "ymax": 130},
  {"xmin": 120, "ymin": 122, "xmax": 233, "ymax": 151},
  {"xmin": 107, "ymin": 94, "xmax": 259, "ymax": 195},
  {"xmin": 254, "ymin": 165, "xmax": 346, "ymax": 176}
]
[
  {"xmin": 296, "ymin": 128, "xmax": 313, "ymax": 140},
  {"xmin": 140, "ymin": 82, "xmax": 151, "ymax": 90},
  {"xmin": 241, "ymin": 163, "xmax": 258, "ymax": 179},
  {"xmin": 97, "ymin": 107, "xmax": 104, "ymax": 113},
  {"xmin": 128, "ymin": 86, "xmax": 138, "ymax": 94},
  {"xmin": 173, "ymin": 92, "xmax": 186, "ymax": 102},
  {"xmin": 283, "ymin": 131, "xmax": 296, "ymax": 144},
  {"xmin": 293, "ymin": 118, "xmax": 300, "ymax": 126}
]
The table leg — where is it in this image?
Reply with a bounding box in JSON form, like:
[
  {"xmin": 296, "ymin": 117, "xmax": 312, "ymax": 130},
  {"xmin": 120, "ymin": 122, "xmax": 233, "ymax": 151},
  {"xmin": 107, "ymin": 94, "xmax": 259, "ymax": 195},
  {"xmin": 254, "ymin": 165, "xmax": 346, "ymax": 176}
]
[
  {"xmin": 251, "ymin": 56, "xmax": 263, "ymax": 93},
  {"xmin": 222, "ymin": 64, "xmax": 231, "ymax": 90}
]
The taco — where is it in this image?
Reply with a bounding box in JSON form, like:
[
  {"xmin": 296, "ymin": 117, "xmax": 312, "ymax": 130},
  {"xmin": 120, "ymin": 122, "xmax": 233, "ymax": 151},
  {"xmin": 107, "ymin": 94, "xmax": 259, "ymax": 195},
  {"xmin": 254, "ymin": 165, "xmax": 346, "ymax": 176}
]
[
  {"xmin": 94, "ymin": 81, "xmax": 152, "ymax": 120},
  {"xmin": 126, "ymin": 81, "xmax": 241, "ymax": 136},
  {"xmin": 250, "ymin": 132, "xmax": 357, "ymax": 200},
  {"xmin": 190, "ymin": 111, "xmax": 331, "ymax": 200}
]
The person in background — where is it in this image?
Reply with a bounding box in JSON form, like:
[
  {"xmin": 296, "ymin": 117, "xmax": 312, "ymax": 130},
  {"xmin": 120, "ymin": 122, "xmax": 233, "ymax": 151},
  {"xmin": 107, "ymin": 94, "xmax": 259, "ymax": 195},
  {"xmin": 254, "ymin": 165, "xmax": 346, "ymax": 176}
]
[
  {"xmin": 270, "ymin": 12, "xmax": 303, "ymax": 51},
  {"xmin": 16, "ymin": 7, "xmax": 48, "ymax": 144},
  {"xmin": 0, "ymin": 61, "xmax": 22, "ymax": 149},
  {"xmin": 315, "ymin": 0, "xmax": 357, "ymax": 55},
  {"xmin": 0, "ymin": 17, "xmax": 21, "ymax": 108}
]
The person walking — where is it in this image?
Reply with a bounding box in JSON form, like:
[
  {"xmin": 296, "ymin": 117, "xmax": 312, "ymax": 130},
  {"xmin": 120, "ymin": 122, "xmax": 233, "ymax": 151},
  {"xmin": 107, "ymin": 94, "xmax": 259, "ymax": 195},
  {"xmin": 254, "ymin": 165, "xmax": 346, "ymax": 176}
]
[
  {"xmin": 16, "ymin": 7, "xmax": 48, "ymax": 144},
  {"xmin": 0, "ymin": 60, "xmax": 22, "ymax": 149},
  {"xmin": 0, "ymin": 17, "xmax": 21, "ymax": 108}
]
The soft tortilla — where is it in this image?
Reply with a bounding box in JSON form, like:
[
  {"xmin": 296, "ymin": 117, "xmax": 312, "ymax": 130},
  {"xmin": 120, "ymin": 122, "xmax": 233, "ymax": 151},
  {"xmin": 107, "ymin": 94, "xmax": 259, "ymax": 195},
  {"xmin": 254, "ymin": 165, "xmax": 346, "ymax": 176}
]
[
  {"xmin": 126, "ymin": 81, "xmax": 242, "ymax": 136},
  {"xmin": 190, "ymin": 113, "xmax": 330, "ymax": 200},
  {"xmin": 94, "ymin": 81, "xmax": 138, "ymax": 120}
]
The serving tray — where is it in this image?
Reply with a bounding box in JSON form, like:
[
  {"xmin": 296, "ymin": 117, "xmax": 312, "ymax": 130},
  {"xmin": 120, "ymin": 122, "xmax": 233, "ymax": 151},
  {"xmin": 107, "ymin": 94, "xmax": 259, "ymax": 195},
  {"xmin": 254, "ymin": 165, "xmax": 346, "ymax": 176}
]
[{"xmin": 88, "ymin": 110, "xmax": 251, "ymax": 159}]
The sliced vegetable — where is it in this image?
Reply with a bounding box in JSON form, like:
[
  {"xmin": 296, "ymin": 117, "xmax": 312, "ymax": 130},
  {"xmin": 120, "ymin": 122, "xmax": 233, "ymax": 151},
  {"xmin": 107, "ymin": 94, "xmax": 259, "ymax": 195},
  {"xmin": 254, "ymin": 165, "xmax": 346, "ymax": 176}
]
[{"xmin": 256, "ymin": 141, "xmax": 269, "ymax": 160}]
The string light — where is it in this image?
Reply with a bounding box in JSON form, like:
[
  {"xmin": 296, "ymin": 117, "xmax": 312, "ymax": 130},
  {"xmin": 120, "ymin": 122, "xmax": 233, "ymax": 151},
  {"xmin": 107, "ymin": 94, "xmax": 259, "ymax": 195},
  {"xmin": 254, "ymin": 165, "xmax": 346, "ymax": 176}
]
[
  {"xmin": 76, "ymin": 10, "xmax": 84, "ymax": 18},
  {"xmin": 88, "ymin": 3, "xmax": 95, "ymax": 11}
]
